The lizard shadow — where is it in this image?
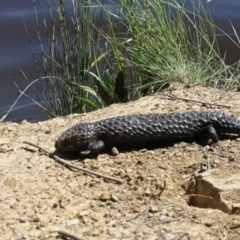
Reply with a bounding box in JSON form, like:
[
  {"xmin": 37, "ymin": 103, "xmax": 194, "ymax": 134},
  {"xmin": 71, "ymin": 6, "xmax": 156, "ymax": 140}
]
[{"xmin": 53, "ymin": 133, "xmax": 239, "ymax": 161}]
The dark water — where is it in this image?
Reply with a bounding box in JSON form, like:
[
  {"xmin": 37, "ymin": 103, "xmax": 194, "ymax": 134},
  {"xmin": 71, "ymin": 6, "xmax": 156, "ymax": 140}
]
[{"xmin": 0, "ymin": 0, "xmax": 239, "ymax": 122}]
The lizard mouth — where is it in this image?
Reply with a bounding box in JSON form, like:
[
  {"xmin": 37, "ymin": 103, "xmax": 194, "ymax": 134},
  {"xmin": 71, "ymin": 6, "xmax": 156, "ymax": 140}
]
[
  {"xmin": 55, "ymin": 141, "xmax": 74, "ymax": 151},
  {"xmin": 55, "ymin": 139, "xmax": 86, "ymax": 153}
]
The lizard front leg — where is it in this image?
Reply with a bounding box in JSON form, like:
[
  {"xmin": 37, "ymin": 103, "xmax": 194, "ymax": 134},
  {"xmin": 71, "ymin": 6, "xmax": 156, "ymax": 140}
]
[{"xmin": 79, "ymin": 139, "xmax": 105, "ymax": 157}]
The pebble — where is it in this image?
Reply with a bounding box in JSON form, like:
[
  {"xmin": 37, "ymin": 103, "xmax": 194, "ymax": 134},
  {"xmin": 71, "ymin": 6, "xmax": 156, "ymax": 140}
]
[
  {"xmin": 159, "ymin": 214, "xmax": 176, "ymax": 223},
  {"xmin": 173, "ymin": 142, "xmax": 188, "ymax": 148},
  {"xmin": 107, "ymin": 228, "xmax": 122, "ymax": 238},
  {"xmin": 100, "ymin": 193, "xmax": 111, "ymax": 201},
  {"xmin": 136, "ymin": 159, "xmax": 144, "ymax": 165},
  {"xmin": 107, "ymin": 219, "xmax": 116, "ymax": 227},
  {"xmin": 92, "ymin": 230, "xmax": 101, "ymax": 236},
  {"xmin": 31, "ymin": 215, "xmax": 40, "ymax": 222},
  {"xmin": 77, "ymin": 210, "xmax": 90, "ymax": 217},
  {"xmin": 111, "ymin": 147, "xmax": 119, "ymax": 156},
  {"xmin": 145, "ymin": 189, "xmax": 152, "ymax": 196},
  {"xmin": 111, "ymin": 194, "xmax": 118, "ymax": 202},
  {"xmin": 110, "ymin": 203, "xmax": 118, "ymax": 209},
  {"xmin": 230, "ymin": 220, "xmax": 240, "ymax": 229},
  {"xmin": 125, "ymin": 168, "xmax": 133, "ymax": 175},
  {"xmin": 15, "ymin": 230, "xmax": 28, "ymax": 239},
  {"xmin": 19, "ymin": 218, "xmax": 26, "ymax": 223},
  {"xmin": 5, "ymin": 219, "xmax": 16, "ymax": 225},
  {"xmin": 149, "ymin": 205, "xmax": 159, "ymax": 213},
  {"xmin": 132, "ymin": 206, "xmax": 142, "ymax": 213},
  {"xmin": 90, "ymin": 212, "xmax": 99, "ymax": 221},
  {"xmin": 66, "ymin": 218, "xmax": 79, "ymax": 227}
]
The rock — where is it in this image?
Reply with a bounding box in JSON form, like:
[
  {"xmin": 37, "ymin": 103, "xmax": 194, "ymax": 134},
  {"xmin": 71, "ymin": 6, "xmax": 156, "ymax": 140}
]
[
  {"xmin": 149, "ymin": 205, "xmax": 159, "ymax": 213},
  {"xmin": 66, "ymin": 218, "xmax": 79, "ymax": 227},
  {"xmin": 111, "ymin": 147, "xmax": 119, "ymax": 156},
  {"xmin": 107, "ymin": 219, "xmax": 116, "ymax": 227},
  {"xmin": 31, "ymin": 215, "xmax": 40, "ymax": 222},
  {"xmin": 107, "ymin": 228, "xmax": 122, "ymax": 238},
  {"xmin": 77, "ymin": 210, "xmax": 90, "ymax": 217},
  {"xmin": 100, "ymin": 193, "xmax": 111, "ymax": 201},
  {"xmin": 187, "ymin": 169, "xmax": 240, "ymax": 213},
  {"xmin": 18, "ymin": 218, "xmax": 26, "ymax": 223},
  {"xmin": 111, "ymin": 194, "xmax": 118, "ymax": 202},
  {"xmin": 173, "ymin": 142, "xmax": 188, "ymax": 148},
  {"xmin": 15, "ymin": 230, "xmax": 28, "ymax": 239}
]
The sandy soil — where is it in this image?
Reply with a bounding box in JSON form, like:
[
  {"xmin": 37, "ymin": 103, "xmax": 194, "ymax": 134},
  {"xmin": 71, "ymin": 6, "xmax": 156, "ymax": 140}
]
[{"xmin": 1, "ymin": 83, "xmax": 240, "ymax": 240}]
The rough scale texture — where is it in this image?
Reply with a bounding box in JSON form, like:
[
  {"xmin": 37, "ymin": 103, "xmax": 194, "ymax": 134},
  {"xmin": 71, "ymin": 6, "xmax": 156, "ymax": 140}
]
[{"xmin": 55, "ymin": 111, "xmax": 240, "ymax": 156}]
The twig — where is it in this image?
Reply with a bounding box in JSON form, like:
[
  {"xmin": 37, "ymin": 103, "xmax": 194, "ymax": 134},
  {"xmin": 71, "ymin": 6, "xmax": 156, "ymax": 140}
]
[
  {"xmin": 162, "ymin": 94, "xmax": 231, "ymax": 109},
  {"xmin": 208, "ymin": 152, "xmax": 230, "ymax": 158},
  {"xmin": 23, "ymin": 141, "xmax": 123, "ymax": 184},
  {"xmin": 126, "ymin": 199, "xmax": 153, "ymax": 222},
  {"xmin": 177, "ymin": 233, "xmax": 190, "ymax": 240},
  {"xmin": 50, "ymin": 227, "xmax": 84, "ymax": 240},
  {"xmin": 126, "ymin": 179, "xmax": 167, "ymax": 222}
]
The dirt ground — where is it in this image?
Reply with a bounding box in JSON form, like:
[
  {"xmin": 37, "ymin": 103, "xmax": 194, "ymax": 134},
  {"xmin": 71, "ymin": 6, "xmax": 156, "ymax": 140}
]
[{"xmin": 1, "ymin": 83, "xmax": 240, "ymax": 240}]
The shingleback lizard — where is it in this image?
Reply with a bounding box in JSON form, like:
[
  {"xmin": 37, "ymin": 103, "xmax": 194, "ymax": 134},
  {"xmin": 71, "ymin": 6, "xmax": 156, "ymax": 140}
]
[{"xmin": 55, "ymin": 111, "xmax": 240, "ymax": 157}]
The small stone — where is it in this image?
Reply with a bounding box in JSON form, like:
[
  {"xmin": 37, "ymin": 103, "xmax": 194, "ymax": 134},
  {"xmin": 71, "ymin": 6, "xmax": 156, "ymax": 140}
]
[
  {"xmin": 149, "ymin": 205, "xmax": 159, "ymax": 213},
  {"xmin": 203, "ymin": 153, "xmax": 208, "ymax": 159},
  {"xmin": 92, "ymin": 230, "xmax": 101, "ymax": 236},
  {"xmin": 174, "ymin": 142, "xmax": 187, "ymax": 148},
  {"xmin": 207, "ymin": 146, "xmax": 215, "ymax": 152},
  {"xmin": 57, "ymin": 177, "xmax": 63, "ymax": 182},
  {"xmin": 111, "ymin": 147, "xmax": 119, "ymax": 156},
  {"xmin": 159, "ymin": 214, "xmax": 176, "ymax": 222},
  {"xmin": 232, "ymin": 203, "xmax": 240, "ymax": 208},
  {"xmin": 19, "ymin": 218, "xmax": 26, "ymax": 223},
  {"xmin": 107, "ymin": 220, "xmax": 116, "ymax": 227},
  {"xmin": 145, "ymin": 189, "xmax": 152, "ymax": 196},
  {"xmin": 16, "ymin": 230, "xmax": 28, "ymax": 239},
  {"xmin": 228, "ymin": 156, "xmax": 235, "ymax": 162},
  {"xmin": 5, "ymin": 219, "xmax": 16, "ymax": 225},
  {"xmin": 52, "ymin": 202, "xmax": 58, "ymax": 208},
  {"xmin": 77, "ymin": 210, "xmax": 90, "ymax": 217},
  {"xmin": 230, "ymin": 220, "xmax": 240, "ymax": 229},
  {"xmin": 107, "ymin": 228, "xmax": 122, "ymax": 238},
  {"xmin": 100, "ymin": 193, "xmax": 111, "ymax": 201},
  {"xmin": 205, "ymin": 222, "xmax": 214, "ymax": 227},
  {"xmin": 115, "ymin": 159, "xmax": 124, "ymax": 165},
  {"xmin": 31, "ymin": 215, "xmax": 40, "ymax": 222},
  {"xmin": 125, "ymin": 168, "xmax": 133, "ymax": 174},
  {"xmin": 36, "ymin": 224, "xmax": 41, "ymax": 230},
  {"xmin": 110, "ymin": 203, "xmax": 118, "ymax": 209},
  {"xmin": 136, "ymin": 160, "xmax": 144, "ymax": 165},
  {"xmin": 90, "ymin": 213, "xmax": 99, "ymax": 221},
  {"xmin": 59, "ymin": 199, "xmax": 66, "ymax": 209},
  {"xmin": 81, "ymin": 216, "xmax": 88, "ymax": 224},
  {"xmin": 66, "ymin": 219, "xmax": 79, "ymax": 227},
  {"xmin": 111, "ymin": 194, "xmax": 118, "ymax": 202},
  {"xmin": 232, "ymin": 204, "xmax": 240, "ymax": 214},
  {"xmin": 132, "ymin": 206, "xmax": 141, "ymax": 213}
]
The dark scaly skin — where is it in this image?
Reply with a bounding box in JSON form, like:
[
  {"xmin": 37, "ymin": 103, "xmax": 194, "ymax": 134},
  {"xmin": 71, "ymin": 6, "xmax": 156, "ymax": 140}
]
[{"xmin": 55, "ymin": 111, "xmax": 240, "ymax": 157}]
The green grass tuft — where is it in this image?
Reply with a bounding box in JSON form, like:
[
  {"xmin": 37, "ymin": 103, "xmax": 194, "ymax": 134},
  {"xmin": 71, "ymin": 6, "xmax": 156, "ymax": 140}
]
[{"xmin": 2, "ymin": 0, "xmax": 240, "ymax": 122}]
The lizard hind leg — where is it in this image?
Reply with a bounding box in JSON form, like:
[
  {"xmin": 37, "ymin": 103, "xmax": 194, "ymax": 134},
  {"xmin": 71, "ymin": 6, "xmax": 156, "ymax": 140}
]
[
  {"xmin": 79, "ymin": 139, "xmax": 105, "ymax": 157},
  {"xmin": 205, "ymin": 124, "xmax": 219, "ymax": 145}
]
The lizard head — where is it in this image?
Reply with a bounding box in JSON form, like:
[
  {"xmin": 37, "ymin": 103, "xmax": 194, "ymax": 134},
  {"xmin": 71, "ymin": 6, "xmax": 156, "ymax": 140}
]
[{"xmin": 55, "ymin": 122, "xmax": 96, "ymax": 153}]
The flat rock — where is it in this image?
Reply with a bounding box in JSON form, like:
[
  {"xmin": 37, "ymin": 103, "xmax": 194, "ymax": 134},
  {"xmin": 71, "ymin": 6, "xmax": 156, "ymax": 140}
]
[{"xmin": 187, "ymin": 168, "xmax": 240, "ymax": 213}]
